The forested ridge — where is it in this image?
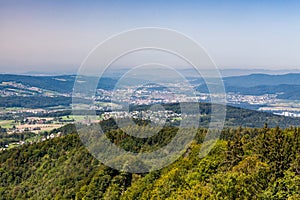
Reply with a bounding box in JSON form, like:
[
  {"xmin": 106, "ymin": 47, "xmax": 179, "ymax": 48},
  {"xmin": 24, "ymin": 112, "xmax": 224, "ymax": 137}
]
[
  {"xmin": 0, "ymin": 74, "xmax": 117, "ymax": 93},
  {"xmin": 0, "ymin": 122, "xmax": 300, "ymax": 199}
]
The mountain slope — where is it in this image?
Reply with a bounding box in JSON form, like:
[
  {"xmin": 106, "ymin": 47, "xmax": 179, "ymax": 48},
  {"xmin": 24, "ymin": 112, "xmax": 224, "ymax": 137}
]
[
  {"xmin": 223, "ymin": 73, "xmax": 300, "ymax": 87},
  {"xmin": 0, "ymin": 74, "xmax": 117, "ymax": 93},
  {"xmin": 0, "ymin": 125, "xmax": 299, "ymax": 199}
]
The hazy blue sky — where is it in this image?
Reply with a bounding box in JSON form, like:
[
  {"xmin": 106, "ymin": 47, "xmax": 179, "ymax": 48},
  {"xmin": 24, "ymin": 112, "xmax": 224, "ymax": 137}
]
[{"xmin": 1, "ymin": 0, "xmax": 300, "ymax": 73}]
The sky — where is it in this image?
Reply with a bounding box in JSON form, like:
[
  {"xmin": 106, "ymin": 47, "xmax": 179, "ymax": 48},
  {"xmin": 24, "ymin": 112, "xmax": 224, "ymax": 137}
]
[{"xmin": 1, "ymin": 0, "xmax": 300, "ymax": 74}]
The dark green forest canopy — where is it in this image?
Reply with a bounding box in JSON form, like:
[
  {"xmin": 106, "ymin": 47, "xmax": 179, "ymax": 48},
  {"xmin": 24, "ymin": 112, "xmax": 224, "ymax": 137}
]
[{"xmin": 0, "ymin": 123, "xmax": 300, "ymax": 199}]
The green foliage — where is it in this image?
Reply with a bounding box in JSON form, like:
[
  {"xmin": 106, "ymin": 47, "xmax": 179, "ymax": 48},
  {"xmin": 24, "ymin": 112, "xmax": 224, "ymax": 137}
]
[
  {"xmin": 0, "ymin": 125, "xmax": 300, "ymax": 199},
  {"xmin": 0, "ymin": 131, "xmax": 36, "ymax": 148},
  {"xmin": 0, "ymin": 96, "xmax": 71, "ymax": 108}
]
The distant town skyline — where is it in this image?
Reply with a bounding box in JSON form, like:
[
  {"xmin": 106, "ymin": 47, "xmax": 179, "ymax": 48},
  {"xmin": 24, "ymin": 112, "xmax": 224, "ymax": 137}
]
[{"xmin": 1, "ymin": 0, "xmax": 300, "ymax": 73}]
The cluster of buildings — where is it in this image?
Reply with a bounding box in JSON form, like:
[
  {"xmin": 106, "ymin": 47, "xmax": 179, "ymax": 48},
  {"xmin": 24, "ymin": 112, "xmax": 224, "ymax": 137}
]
[
  {"xmin": 1, "ymin": 132, "xmax": 61, "ymax": 151},
  {"xmin": 226, "ymin": 93, "xmax": 277, "ymax": 105},
  {"xmin": 93, "ymin": 84, "xmax": 203, "ymax": 107},
  {"xmin": 274, "ymin": 112, "xmax": 300, "ymax": 118},
  {"xmin": 102, "ymin": 110, "xmax": 182, "ymax": 124}
]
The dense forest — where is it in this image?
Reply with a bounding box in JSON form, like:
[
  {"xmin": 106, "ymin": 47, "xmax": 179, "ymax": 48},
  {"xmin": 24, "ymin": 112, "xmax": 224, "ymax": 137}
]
[
  {"xmin": 0, "ymin": 121, "xmax": 299, "ymax": 199},
  {"xmin": 0, "ymin": 96, "xmax": 72, "ymax": 108}
]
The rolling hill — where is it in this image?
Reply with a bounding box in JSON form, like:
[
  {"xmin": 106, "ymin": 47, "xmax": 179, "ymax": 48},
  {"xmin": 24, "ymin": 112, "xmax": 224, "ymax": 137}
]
[
  {"xmin": 0, "ymin": 122, "xmax": 299, "ymax": 199},
  {"xmin": 0, "ymin": 74, "xmax": 117, "ymax": 93}
]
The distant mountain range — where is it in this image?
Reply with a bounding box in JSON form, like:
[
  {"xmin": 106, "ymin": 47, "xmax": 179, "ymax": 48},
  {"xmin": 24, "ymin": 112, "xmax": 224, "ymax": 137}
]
[
  {"xmin": 1, "ymin": 73, "xmax": 300, "ymax": 100},
  {"xmin": 224, "ymin": 73, "xmax": 300, "ymax": 100},
  {"xmin": 223, "ymin": 73, "xmax": 300, "ymax": 87},
  {"xmin": 196, "ymin": 73, "xmax": 300, "ymax": 100}
]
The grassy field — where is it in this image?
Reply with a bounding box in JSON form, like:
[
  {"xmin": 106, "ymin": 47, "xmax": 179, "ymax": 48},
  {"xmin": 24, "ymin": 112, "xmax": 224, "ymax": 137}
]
[
  {"xmin": 61, "ymin": 115, "xmax": 87, "ymax": 121},
  {"xmin": 0, "ymin": 120, "xmax": 17, "ymax": 129},
  {"xmin": 94, "ymin": 102, "xmax": 119, "ymax": 107},
  {"xmin": 61, "ymin": 115, "xmax": 102, "ymax": 121},
  {"xmin": 0, "ymin": 115, "xmax": 102, "ymax": 135},
  {"xmin": 16, "ymin": 124, "xmax": 63, "ymax": 134}
]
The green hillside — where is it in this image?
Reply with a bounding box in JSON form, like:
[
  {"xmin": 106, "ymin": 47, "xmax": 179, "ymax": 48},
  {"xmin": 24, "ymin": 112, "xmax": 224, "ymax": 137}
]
[
  {"xmin": 0, "ymin": 74, "xmax": 117, "ymax": 93},
  {"xmin": 0, "ymin": 124, "xmax": 300, "ymax": 199}
]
